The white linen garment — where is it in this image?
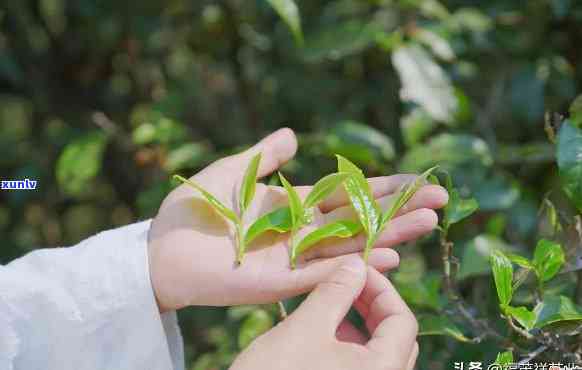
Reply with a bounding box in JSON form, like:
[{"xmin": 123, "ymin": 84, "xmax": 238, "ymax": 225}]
[{"xmin": 0, "ymin": 220, "xmax": 185, "ymax": 370}]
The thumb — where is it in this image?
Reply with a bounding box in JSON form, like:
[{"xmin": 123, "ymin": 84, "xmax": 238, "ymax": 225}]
[
  {"xmin": 215, "ymin": 127, "xmax": 298, "ymax": 179},
  {"xmin": 289, "ymin": 257, "xmax": 366, "ymax": 335}
]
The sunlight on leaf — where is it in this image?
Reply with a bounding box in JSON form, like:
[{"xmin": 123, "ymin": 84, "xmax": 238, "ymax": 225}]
[
  {"xmin": 267, "ymin": 0, "xmax": 303, "ymax": 46},
  {"xmin": 173, "ymin": 175, "xmax": 239, "ymax": 223},
  {"xmin": 490, "ymin": 250, "xmax": 513, "ymax": 306},
  {"xmin": 392, "ymin": 45, "xmax": 457, "ymax": 123}
]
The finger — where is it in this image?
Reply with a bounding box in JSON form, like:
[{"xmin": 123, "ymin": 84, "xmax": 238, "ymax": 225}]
[
  {"xmin": 406, "ymin": 342, "xmax": 419, "ymax": 370},
  {"xmin": 207, "ymin": 127, "xmax": 298, "ymax": 179},
  {"xmin": 324, "ymin": 185, "xmax": 448, "ymax": 221},
  {"xmin": 363, "ymin": 269, "xmax": 418, "ymax": 364},
  {"xmin": 302, "ymin": 208, "xmax": 438, "ymax": 261},
  {"xmin": 318, "ymin": 174, "xmax": 418, "ymax": 213},
  {"xmin": 246, "ymin": 248, "xmax": 399, "ymax": 305},
  {"xmin": 336, "ymin": 320, "xmax": 368, "ymax": 344},
  {"xmin": 289, "ymin": 258, "xmax": 366, "ymax": 335}
]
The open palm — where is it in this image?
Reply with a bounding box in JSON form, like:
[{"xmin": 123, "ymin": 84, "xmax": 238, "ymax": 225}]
[{"xmin": 148, "ymin": 128, "xmax": 448, "ymax": 311}]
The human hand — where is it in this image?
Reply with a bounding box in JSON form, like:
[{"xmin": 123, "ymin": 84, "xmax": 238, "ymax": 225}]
[
  {"xmin": 231, "ymin": 259, "xmax": 419, "ymax": 370},
  {"xmin": 148, "ymin": 128, "xmax": 448, "ymax": 311}
]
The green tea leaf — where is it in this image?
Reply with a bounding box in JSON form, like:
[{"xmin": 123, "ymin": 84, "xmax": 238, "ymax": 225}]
[
  {"xmin": 244, "ymin": 207, "xmax": 293, "ymax": 245},
  {"xmin": 557, "ymin": 121, "xmax": 582, "ymax": 212},
  {"xmin": 278, "ymin": 172, "xmax": 304, "ymax": 228},
  {"xmin": 336, "ymin": 155, "xmax": 381, "ymax": 236},
  {"xmin": 291, "ymin": 220, "xmax": 362, "ymax": 267},
  {"xmin": 535, "ymin": 295, "xmax": 582, "ymax": 328},
  {"xmin": 494, "ymin": 351, "xmax": 514, "ymax": 366},
  {"xmin": 173, "ymin": 175, "xmax": 239, "ymax": 223},
  {"xmin": 238, "ymin": 309, "xmax": 274, "ymax": 349},
  {"xmin": 490, "ymin": 250, "xmax": 513, "ymax": 306},
  {"xmin": 303, "ymin": 172, "xmax": 350, "ymax": 209},
  {"xmin": 239, "ymin": 153, "xmax": 262, "ymax": 214},
  {"xmin": 443, "ymin": 172, "xmax": 479, "ymax": 227},
  {"xmin": 418, "ymin": 315, "xmax": 470, "ymax": 342},
  {"xmin": 505, "ymin": 306, "xmax": 536, "ymax": 330},
  {"xmin": 380, "ymin": 166, "xmax": 438, "ymax": 230},
  {"xmin": 266, "ymin": 0, "xmax": 303, "ymax": 46},
  {"xmin": 532, "ymin": 239, "xmax": 565, "ymax": 283},
  {"xmin": 507, "ymin": 253, "xmax": 533, "ymax": 269}
]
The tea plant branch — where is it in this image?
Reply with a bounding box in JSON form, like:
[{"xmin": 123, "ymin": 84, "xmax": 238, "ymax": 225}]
[
  {"xmin": 505, "ymin": 316, "xmax": 533, "ymax": 340},
  {"xmin": 439, "ymin": 230, "xmax": 507, "ymax": 345},
  {"xmin": 173, "ymin": 153, "xmax": 262, "ymax": 265},
  {"xmin": 518, "ymin": 345, "xmax": 548, "ymax": 365}
]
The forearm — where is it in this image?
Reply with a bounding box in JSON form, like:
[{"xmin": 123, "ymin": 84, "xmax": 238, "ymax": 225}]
[{"xmin": 0, "ymin": 220, "xmax": 184, "ymax": 370}]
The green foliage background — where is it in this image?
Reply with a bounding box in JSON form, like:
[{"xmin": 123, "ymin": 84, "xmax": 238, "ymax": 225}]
[{"xmin": 2, "ymin": 0, "xmax": 582, "ymax": 368}]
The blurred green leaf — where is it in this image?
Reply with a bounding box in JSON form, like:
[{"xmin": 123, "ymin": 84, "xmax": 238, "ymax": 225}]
[
  {"xmin": 570, "ymin": 94, "xmax": 582, "ymax": 127},
  {"xmin": 396, "ymin": 273, "xmax": 443, "ymax": 311},
  {"xmin": 325, "ymin": 121, "xmax": 395, "ymax": 166},
  {"xmin": 56, "ymin": 131, "xmax": 108, "ymax": 196},
  {"xmin": 535, "ymin": 295, "xmax": 582, "ymax": 328},
  {"xmin": 491, "ymin": 250, "xmax": 513, "ymax": 307},
  {"xmin": 267, "ymin": 0, "xmax": 303, "ymax": 46},
  {"xmin": 392, "ymin": 45, "xmax": 457, "ymax": 123},
  {"xmin": 303, "ymin": 21, "xmax": 380, "ymax": 62},
  {"xmin": 451, "ymin": 8, "xmax": 493, "ymax": 33},
  {"xmin": 304, "ymin": 172, "xmax": 350, "ymax": 209},
  {"xmin": 443, "ymin": 173, "xmax": 479, "ymax": 228},
  {"xmin": 418, "ymin": 315, "xmax": 470, "ymax": 342},
  {"xmin": 238, "ymin": 309, "xmax": 274, "ymax": 349},
  {"xmin": 473, "ymin": 174, "xmax": 521, "ymax": 212},
  {"xmin": 414, "ymin": 28, "xmax": 455, "ymax": 61},
  {"xmin": 505, "ymin": 306, "xmax": 536, "ymax": 330},
  {"xmin": 132, "ymin": 116, "xmax": 187, "ymax": 145},
  {"xmin": 532, "ymin": 239, "xmax": 565, "ymax": 283},
  {"xmin": 494, "ymin": 351, "xmax": 514, "ymax": 366},
  {"xmin": 459, "ymin": 235, "xmax": 515, "ymax": 279},
  {"xmin": 400, "ymin": 134, "xmax": 492, "ymax": 172},
  {"xmin": 506, "ymin": 253, "xmax": 533, "ymax": 270},
  {"xmin": 240, "ymin": 153, "xmax": 262, "ymax": 214},
  {"xmin": 245, "ymin": 207, "xmax": 293, "ymax": 245},
  {"xmin": 400, "ymin": 108, "xmax": 436, "ymax": 147},
  {"xmin": 164, "ymin": 143, "xmax": 208, "ymax": 172},
  {"xmin": 292, "ymin": 220, "xmax": 362, "ymax": 267},
  {"xmin": 557, "ymin": 121, "xmax": 582, "ymax": 212}
]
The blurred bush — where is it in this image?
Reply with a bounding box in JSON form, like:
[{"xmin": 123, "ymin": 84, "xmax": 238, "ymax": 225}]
[{"xmin": 2, "ymin": 0, "xmax": 582, "ymax": 367}]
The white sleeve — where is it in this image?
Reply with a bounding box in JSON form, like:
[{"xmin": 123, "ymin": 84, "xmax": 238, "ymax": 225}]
[{"xmin": 0, "ymin": 220, "xmax": 184, "ymax": 370}]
